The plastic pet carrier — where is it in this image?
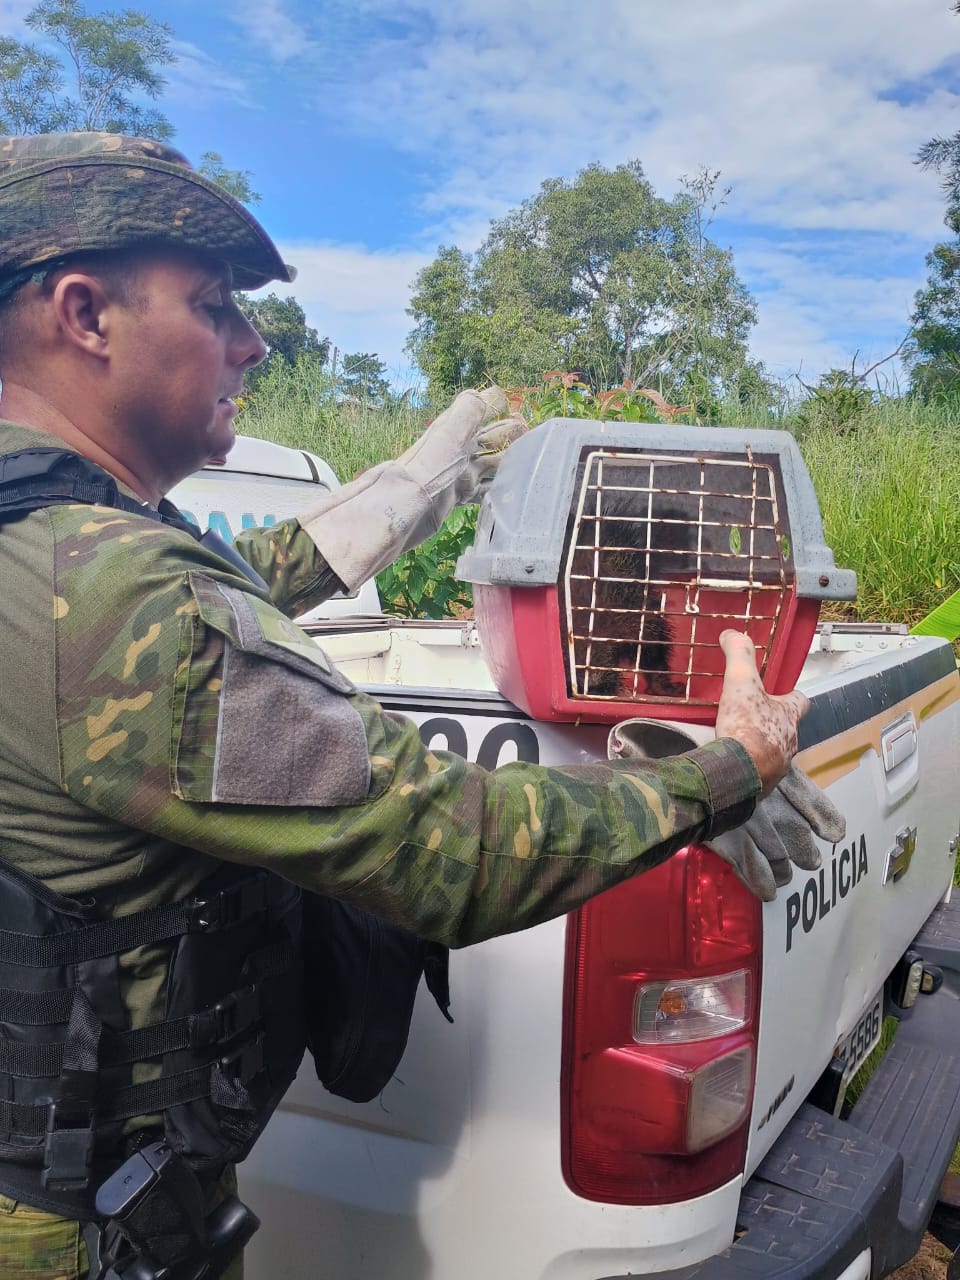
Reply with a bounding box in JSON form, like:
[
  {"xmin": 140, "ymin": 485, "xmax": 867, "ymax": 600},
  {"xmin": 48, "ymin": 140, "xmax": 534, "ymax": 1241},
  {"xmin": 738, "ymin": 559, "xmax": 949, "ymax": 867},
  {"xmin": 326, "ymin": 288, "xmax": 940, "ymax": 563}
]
[{"xmin": 457, "ymin": 419, "xmax": 856, "ymax": 725}]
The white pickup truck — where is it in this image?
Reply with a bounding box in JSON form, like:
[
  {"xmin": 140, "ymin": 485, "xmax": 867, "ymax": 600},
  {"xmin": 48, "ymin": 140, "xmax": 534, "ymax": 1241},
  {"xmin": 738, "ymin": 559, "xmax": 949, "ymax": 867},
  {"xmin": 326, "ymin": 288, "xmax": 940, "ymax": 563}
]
[{"xmin": 178, "ymin": 429, "xmax": 960, "ymax": 1280}]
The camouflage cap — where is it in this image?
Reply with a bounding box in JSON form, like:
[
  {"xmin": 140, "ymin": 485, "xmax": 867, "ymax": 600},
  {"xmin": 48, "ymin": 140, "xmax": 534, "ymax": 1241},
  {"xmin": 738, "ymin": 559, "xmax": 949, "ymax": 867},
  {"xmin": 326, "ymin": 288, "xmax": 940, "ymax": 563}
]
[{"xmin": 0, "ymin": 132, "xmax": 296, "ymax": 291}]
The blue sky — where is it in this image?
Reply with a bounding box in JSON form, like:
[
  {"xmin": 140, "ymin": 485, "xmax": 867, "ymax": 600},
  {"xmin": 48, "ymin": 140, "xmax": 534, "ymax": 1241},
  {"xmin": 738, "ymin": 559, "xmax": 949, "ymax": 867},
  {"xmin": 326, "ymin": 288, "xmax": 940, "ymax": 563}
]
[{"xmin": 3, "ymin": 0, "xmax": 958, "ymax": 392}]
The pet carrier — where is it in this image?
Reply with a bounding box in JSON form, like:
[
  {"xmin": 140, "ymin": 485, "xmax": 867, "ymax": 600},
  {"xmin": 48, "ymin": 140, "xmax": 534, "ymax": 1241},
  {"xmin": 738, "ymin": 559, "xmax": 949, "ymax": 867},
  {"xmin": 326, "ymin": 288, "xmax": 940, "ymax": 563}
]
[{"xmin": 457, "ymin": 419, "xmax": 856, "ymax": 725}]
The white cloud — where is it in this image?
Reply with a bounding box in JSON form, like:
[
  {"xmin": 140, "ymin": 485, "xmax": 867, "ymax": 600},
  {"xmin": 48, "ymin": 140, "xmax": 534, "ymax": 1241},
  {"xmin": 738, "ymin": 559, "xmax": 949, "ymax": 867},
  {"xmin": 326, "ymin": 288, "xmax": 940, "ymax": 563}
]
[
  {"xmin": 739, "ymin": 241, "xmax": 918, "ymax": 385},
  {"xmin": 258, "ymin": 241, "xmax": 432, "ymax": 382},
  {"xmin": 227, "ymin": 0, "xmax": 960, "ymax": 385},
  {"xmin": 328, "ymin": 0, "xmax": 957, "ymax": 245},
  {"xmin": 167, "ymin": 41, "xmax": 254, "ymax": 111},
  {"xmin": 0, "ymin": 0, "xmax": 34, "ymax": 36},
  {"xmin": 232, "ymin": 0, "xmax": 315, "ymax": 64}
]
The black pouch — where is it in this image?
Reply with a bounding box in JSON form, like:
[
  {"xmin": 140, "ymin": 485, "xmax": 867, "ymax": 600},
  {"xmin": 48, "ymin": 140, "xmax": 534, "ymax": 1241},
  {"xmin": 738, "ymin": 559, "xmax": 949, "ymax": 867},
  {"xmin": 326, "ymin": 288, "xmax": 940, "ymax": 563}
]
[{"xmin": 302, "ymin": 894, "xmax": 452, "ymax": 1103}]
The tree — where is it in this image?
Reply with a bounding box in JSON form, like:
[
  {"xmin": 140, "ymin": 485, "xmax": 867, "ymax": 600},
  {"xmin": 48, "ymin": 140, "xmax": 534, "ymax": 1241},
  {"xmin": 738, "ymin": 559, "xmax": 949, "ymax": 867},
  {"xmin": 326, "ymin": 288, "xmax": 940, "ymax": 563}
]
[
  {"xmin": 907, "ymin": 212, "xmax": 960, "ymax": 399},
  {"xmin": 0, "ymin": 38, "xmax": 72, "ymax": 133},
  {"xmin": 406, "ymin": 162, "xmax": 761, "ymax": 407},
  {"xmin": 336, "ymin": 352, "xmax": 391, "ymax": 407},
  {"xmin": 405, "ymin": 247, "xmax": 489, "ymax": 393},
  {"xmin": 237, "ymin": 294, "xmax": 329, "ymax": 389},
  {"xmin": 916, "ymin": 2, "xmax": 960, "ymax": 207},
  {"xmin": 908, "ymin": 4, "xmax": 960, "ymax": 398},
  {"xmin": 3, "ymin": 0, "xmax": 177, "ymax": 138},
  {"xmin": 198, "ymin": 151, "xmax": 259, "ymax": 206},
  {"xmin": 0, "ymin": 0, "xmax": 255, "ymax": 205}
]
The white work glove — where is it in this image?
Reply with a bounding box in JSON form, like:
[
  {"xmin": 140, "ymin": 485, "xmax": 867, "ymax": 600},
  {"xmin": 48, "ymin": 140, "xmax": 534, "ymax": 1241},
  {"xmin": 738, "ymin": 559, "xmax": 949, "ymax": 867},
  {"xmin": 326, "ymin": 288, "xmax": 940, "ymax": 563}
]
[
  {"xmin": 704, "ymin": 764, "xmax": 846, "ymax": 900},
  {"xmin": 298, "ymin": 388, "xmax": 527, "ymax": 591},
  {"xmin": 607, "ymin": 718, "xmax": 846, "ymax": 902}
]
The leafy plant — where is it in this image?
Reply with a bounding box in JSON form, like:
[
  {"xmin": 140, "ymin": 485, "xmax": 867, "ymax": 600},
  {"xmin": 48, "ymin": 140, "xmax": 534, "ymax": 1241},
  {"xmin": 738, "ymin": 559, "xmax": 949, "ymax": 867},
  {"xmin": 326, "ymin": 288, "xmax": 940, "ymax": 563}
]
[
  {"xmin": 376, "ymin": 507, "xmax": 478, "ymax": 620},
  {"xmin": 505, "ymin": 371, "xmax": 690, "ymax": 425},
  {"xmin": 791, "ymin": 370, "xmax": 874, "ymax": 437}
]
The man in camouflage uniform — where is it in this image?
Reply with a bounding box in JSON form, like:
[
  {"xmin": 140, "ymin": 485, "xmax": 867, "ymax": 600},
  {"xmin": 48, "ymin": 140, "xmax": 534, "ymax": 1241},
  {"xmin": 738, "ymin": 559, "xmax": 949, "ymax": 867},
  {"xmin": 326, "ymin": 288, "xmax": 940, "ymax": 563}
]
[{"xmin": 0, "ymin": 133, "xmax": 815, "ymax": 1280}]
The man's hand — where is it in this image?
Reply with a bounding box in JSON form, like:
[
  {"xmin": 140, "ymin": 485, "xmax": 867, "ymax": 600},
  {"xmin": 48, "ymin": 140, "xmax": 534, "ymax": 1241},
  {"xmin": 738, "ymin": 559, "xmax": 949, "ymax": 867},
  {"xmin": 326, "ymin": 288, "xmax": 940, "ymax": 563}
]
[
  {"xmin": 715, "ymin": 630, "xmax": 808, "ymax": 796},
  {"xmin": 397, "ymin": 387, "xmax": 527, "ymax": 511},
  {"xmin": 608, "ymin": 634, "xmax": 842, "ymax": 901},
  {"xmin": 297, "ymin": 387, "xmax": 526, "ymax": 591}
]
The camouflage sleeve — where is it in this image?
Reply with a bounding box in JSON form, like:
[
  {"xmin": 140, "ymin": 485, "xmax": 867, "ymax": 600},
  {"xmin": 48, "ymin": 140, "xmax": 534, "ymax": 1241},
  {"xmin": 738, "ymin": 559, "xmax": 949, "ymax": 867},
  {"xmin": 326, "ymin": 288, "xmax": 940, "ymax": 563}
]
[
  {"xmin": 54, "ymin": 535, "xmax": 761, "ymax": 948},
  {"xmin": 290, "ymin": 707, "xmax": 759, "ymax": 946},
  {"xmin": 232, "ymin": 517, "xmax": 348, "ymax": 618}
]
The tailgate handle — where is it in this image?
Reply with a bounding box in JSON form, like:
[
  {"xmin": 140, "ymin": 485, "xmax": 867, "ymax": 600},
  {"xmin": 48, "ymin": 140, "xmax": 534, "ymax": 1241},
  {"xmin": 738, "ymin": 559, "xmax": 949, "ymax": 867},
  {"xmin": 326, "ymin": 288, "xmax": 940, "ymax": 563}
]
[{"xmin": 881, "ymin": 714, "xmax": 917, "ymax": 773}]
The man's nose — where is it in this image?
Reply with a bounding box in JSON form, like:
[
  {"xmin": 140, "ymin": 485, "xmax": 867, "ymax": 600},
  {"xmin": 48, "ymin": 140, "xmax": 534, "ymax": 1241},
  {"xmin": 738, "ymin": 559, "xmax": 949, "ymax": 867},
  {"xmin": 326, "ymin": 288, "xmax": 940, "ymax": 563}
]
[{"xmin": 229, "ymin": 310, "xmax": 268, "ymax": 370}]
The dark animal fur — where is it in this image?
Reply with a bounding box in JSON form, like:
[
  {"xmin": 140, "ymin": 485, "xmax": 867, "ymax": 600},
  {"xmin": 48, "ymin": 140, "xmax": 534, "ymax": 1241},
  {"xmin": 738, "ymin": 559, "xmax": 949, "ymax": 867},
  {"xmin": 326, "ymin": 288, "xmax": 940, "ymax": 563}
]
[{"xmin": 565, "ymin": 467, "xmax": 697, "ymax": 700}]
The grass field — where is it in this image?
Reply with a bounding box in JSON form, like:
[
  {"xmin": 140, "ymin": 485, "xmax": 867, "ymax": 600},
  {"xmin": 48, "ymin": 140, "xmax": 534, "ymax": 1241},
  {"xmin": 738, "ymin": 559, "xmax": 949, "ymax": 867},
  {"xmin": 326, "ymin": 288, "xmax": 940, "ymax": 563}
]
[{"xmin": 239, "ymin": 373, "xmax": 960, "ymax": 631}]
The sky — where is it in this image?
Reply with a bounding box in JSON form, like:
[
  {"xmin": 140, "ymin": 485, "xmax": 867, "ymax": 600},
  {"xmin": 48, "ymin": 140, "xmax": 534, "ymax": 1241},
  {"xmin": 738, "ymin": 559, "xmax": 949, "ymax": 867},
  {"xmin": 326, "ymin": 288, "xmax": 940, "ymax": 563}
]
[{"xmin": 2, "ymin": 0, "xmax": 959, "ymax": 393}]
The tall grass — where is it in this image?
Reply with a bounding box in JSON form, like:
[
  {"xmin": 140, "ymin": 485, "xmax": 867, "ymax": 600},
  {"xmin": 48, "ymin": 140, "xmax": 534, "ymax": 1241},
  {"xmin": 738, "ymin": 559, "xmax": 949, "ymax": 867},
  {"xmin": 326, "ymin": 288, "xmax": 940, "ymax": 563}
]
[
  {"xmin": 237, "ymin": 355, "xmax": 425, "ymax": 483},
  {"xmin": 798, "ymin": 400, "xmax": 960, "ymax": 626},
  {"xmin": 243, "ymin": 364, "xmax": 960, "ymax": 630}
]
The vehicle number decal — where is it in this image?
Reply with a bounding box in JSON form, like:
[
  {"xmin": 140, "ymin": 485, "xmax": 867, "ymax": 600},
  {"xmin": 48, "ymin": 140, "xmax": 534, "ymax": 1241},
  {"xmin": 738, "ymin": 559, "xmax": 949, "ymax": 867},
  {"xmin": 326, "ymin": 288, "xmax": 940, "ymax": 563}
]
[{"xmin": 416, "ymin": 716, "xmax": 541, "ymax": 767}]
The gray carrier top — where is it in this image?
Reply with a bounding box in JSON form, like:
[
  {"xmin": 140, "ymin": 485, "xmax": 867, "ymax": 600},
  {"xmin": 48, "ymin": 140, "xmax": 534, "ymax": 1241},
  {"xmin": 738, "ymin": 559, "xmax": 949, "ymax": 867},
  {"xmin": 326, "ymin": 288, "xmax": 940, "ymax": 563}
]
[{"xmin": 456, "ymin": 417, "xmax": 857, "ymax": 602}]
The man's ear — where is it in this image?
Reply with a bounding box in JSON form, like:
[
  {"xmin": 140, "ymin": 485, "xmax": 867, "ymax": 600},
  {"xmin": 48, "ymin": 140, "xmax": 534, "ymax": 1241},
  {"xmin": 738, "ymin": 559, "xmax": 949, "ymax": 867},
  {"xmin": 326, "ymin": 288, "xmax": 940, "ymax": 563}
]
[{"xmin": 51, "ymin": 273, "xmax": 113, "ymax": 360}]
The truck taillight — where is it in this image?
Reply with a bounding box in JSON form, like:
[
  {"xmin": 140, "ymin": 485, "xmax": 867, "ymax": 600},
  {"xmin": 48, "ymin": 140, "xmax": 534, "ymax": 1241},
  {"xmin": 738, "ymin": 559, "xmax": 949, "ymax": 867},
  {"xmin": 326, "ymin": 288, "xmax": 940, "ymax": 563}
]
[{"xmin": 561, "ymin": 844, "xmax": 762, "ymax": 1204}]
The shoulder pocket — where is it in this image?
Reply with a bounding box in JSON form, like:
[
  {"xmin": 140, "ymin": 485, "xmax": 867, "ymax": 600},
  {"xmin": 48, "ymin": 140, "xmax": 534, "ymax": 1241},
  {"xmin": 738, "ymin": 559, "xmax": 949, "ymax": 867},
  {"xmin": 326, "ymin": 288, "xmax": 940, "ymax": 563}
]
[{"xmin": 173, "ymin": 574, "xmax": 371, "ymax": 807}]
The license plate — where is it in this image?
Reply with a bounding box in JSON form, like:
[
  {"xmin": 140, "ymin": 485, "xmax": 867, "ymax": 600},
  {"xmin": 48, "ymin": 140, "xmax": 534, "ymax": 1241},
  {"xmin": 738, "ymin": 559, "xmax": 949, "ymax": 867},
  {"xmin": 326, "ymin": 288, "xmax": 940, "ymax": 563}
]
[{"xmin": 838, "ymin": 991, "xmax": 884, "ymax": 1090}]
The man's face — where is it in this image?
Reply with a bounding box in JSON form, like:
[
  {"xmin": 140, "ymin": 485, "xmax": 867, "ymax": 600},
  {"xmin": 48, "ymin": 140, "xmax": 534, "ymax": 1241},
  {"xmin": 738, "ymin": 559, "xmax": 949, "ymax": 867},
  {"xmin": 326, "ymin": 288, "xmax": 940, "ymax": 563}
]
[{"xmin": 105, "ymin": 247, "xmax": 267, "ymax": 494}]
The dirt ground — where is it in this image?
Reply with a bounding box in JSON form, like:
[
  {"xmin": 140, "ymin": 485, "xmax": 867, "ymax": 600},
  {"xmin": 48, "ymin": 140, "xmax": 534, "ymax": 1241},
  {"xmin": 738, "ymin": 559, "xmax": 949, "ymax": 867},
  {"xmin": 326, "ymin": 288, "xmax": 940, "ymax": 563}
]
[{"xmin": 890, "ymin": 1234, "xmax": 953, "ymax": 1279}]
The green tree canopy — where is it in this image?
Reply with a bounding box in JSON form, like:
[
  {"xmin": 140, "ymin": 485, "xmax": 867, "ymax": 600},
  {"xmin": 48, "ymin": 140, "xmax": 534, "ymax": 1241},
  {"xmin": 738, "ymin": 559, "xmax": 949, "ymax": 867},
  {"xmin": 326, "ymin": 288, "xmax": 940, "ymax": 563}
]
[
  {"xmin": 907, "ymin": 209, "xmax": 960, "ymax": 399},
  {"xmin": 198, "ymin": 151, "xmax": 260, "ymax": 206},
  {"xmin": 336, "ymin": 351, "xmax": 391, "ymax": 407},
  {"xmin": 406, "ymin": 162, "xmax": 763, "ymax": 407},
  {"xmin": 908, "ymin": 4, "xmax": 960, "ymax": 399},
  {"xmin": 237, "ymin": 293, "xmax": 329, "ymax": 389},
  {"xmin": 0, "ymin": 0, "xmax": 257, "ymax": 207},
  {"xmin": 0, "ymin": 36, "xmax": 71, "ymax": 133},
  {"xmin": 0, "ymin": 0, "xmax": 177, "ymax": 138}
]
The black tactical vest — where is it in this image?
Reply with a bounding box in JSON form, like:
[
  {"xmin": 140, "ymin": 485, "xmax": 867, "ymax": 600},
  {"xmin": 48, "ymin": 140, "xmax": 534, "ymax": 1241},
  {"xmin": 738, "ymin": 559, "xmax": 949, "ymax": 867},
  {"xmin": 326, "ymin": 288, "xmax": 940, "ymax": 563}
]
[
  {"xmin": 0, "ymin": 445, "xmax": 450, "ymax": 1223},
  {"xmin": 0, "ymin": 854, "xmax": 305, "ymax": 1221}
]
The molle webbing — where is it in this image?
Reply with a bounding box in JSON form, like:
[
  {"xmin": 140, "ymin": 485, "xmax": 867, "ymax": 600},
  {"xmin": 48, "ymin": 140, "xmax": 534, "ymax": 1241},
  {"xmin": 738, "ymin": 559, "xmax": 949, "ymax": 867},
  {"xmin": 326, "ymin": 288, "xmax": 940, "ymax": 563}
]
[{"xmin": 0, "ymin": 856, "xmax": 305, "ymax": 1221}]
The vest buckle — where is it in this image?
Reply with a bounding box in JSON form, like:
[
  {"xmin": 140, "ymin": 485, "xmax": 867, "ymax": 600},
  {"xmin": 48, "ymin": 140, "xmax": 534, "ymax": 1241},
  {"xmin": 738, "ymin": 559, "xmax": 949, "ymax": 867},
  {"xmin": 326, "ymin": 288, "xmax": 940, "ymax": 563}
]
[
  {"xmin": 214, "ymin": 985, "xmax": 261, "ymax": 1043},
  {"xmin": 219, "ymin": 1032, "xmax": 265, "ymax": 1085}
]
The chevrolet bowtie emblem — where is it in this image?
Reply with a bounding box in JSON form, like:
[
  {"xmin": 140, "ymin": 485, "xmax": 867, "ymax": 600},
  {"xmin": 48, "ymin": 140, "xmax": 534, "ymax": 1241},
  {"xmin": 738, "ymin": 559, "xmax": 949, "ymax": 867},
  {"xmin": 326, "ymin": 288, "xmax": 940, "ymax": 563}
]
[{"xmin": 883, "ymin": 826, "xmax": 918, "ymax": 886}]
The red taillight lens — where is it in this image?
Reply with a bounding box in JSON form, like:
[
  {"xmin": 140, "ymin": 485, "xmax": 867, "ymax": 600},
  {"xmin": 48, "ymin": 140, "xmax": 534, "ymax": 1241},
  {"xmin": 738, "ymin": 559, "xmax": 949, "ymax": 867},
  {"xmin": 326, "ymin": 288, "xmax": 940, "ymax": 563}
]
[{"xmin": 561, "ymin": 844, "xmax": 762, "ymax": 1204}]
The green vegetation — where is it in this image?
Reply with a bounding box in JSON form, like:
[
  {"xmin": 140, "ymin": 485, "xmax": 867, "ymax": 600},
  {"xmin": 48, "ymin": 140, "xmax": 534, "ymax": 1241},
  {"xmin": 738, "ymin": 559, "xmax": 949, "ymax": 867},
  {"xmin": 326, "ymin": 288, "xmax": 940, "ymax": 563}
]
[
  {"xmin": 376, "ymin": 508, "xmax": 478, "ymax": 620},
  {"xmin": 908, "ymin": 2, "xmax": 960, "ymax": 398},
  {"xmin": 237, "ymin": 297, "xmax": 330, "ymax": 391},
  {"xmin": 236, "ymin": 353, "xmax": 422, "ymax": 486},
  {"xmin": 797, "ymin": 396, "xmax": 960, "ymax": 627},
  {"xmin": 406, "ymin": 164, "xmax": 764, "ymax": 411},
  {"xmin": 841, "ymin": 1015, "xmax": 899, "ymax": 1116},
  {"xmin": 0, "ymin": 0, "xmax": 175, "ymax": 138},
  {"xmin": 238, "ymin": 362, "xmax": 960, "ymax": 628},
  {"xmin": 0, "ymin": 0, "xmax": 256, "ymax": 198}
]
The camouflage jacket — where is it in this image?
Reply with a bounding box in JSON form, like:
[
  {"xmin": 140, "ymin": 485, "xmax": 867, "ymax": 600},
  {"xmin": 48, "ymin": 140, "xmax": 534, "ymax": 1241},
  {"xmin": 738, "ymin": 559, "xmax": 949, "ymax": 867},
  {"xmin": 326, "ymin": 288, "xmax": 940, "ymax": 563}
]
[{"xmin": 0, "ymin": 421, "xmax": 760, "ymax": 965}]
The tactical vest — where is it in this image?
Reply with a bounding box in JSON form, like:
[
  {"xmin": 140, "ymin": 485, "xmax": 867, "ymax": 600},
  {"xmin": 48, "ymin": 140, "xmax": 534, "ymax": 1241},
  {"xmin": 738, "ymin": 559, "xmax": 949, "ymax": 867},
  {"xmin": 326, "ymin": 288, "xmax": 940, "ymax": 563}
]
[
  {"xmin": 0, "ymin": 856, "xmax": 305, "ymax": 1221},
  {"xmin": 0, "ymin": 445, "xmax": 449, "ymax": 1224}
]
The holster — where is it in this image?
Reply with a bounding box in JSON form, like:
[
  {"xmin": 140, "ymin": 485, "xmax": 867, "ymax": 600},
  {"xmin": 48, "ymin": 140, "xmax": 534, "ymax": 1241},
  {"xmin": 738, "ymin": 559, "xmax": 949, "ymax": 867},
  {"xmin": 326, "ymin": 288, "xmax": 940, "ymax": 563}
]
[{"xmin": 89, "ymin": 1142, "xmax": 259, "ymax": 1280}]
